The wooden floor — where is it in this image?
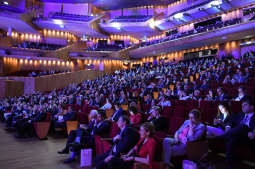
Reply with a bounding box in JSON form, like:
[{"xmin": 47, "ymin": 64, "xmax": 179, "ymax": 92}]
[
  {"xmin": 0, "ymin": 122, "xmax": 254, "ymax": 169},
  {"xmin": 0, "ymin": 123, "xmax": 92, "ymax": 169}
]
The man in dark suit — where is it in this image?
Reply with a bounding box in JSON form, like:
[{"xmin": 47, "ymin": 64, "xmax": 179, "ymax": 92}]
[
  {"xmin": 15, "ymin": 108, "xmax": 46, "ymax": 138},
  {"xmin": 216, "ymin": 87, "xmax": 229, "ymax": 101},
  {"xmin": 147, "ymin": 106, "xmax": 167, "ymax": 132},
  {"xmin": 59, "ymin": 110, "xmax": 110, "ymax": 163},
  {"xmin": 94, "ymin": 115, "xmax": 140, "ymax": 169},
  {"xmin": 53, "ymin": 106, "xmax": 76, "ymax": 128},
  {"xmin": 209, "ymin": 97, "xmax": 255, "ymax": 169},
  {"xmin": 111, "ymin": 103, "xmax": 124, "ymax": 122}
]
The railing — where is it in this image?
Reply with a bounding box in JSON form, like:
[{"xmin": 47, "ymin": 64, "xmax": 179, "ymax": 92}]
[
  {"xmin": 110, "ymin": 15, "xmax": 153, "ymax": 22},
  {"xmin": 140, "ymin": 18, "xmax": 242, "ymax": 48}
]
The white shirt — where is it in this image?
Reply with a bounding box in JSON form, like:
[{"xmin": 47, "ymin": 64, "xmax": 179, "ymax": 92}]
[
  {"xmin": 235, "ymin": 94, "xmax": 244, "ymax": 101},
  {"xmin": 100, "ymin": 102, "xmax": 112, "ymax": 110}
]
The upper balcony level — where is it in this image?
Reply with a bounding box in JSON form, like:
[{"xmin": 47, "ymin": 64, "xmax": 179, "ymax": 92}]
[
  {"xmin": 110, "ymin": 15, "xmax": 153, "ymax": 23},
  {"xmin": 129, "ymin": 18, "xmax": 255, "ymax": 58}
]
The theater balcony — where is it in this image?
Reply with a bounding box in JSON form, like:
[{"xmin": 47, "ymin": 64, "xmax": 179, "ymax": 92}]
[{"xmin": 129, "ymin": 19, "xmax": 255, "ymax": 58}]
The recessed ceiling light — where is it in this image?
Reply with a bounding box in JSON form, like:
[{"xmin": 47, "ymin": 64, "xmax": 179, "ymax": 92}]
[
  {"xmin": 111, "ymin": 22, "xmax": 121, "ymax": 30},
  {"xmin": 211, "ymin": 0, "xmax": 222, "ymax": 7},
  {"xmin": 174, "ymin": 13, "xmax": 183, "ymax": 19},
  {"xmin": 53, "ymin": 19, "xmax": 64, "ymax": 25}
]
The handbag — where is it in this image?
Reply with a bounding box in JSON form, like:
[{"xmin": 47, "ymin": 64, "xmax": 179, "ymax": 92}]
[
  {"xmin": 183, "ymin": 160, "xmax": 197, "ymax": 169},
  {"xmin": 80, "ymin": 148, "xmax": 92, "ymax": 167}
]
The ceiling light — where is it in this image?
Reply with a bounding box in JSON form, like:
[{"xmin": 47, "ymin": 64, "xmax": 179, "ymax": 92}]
[
  {"xmin": 3, "ymin": 1, "xmax": 8, "ymax": 5},
  {"xmin": 210, "ymin": 0, "xmax": 222, "ymax": 7},
  {"xmin": 59, "ymin": 25, "xmax": 64, "ymax": 28},
  {"xmin": 174, "ymin": 13, "xmax": 183, "ymax": 19},
  {"xmin": 112, "ymin": 22, "xmax": 121, "ymax": 30},
  {"xmin": 53, "ymin": 19, "xmax": 64, "ymax": 25}
]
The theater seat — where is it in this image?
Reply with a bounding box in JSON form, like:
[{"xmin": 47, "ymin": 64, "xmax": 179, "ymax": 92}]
[
  {"xmin": 33, "ymin": 122, "xmax": 51, "ymax": 140},
  {"xmin": 168, "ymin": 117, "xmax": 185, "ymax": 135},
  {"xmin": 33, "ymin": 112, "xmax": 51, "ymax": 140},
  {"xmin": 106, "ymin": 109, "xmax": 114, "ymax": 119},
  {"xmin": 66, "ymin": 121, "xmax": 78, "ymax": 135}
]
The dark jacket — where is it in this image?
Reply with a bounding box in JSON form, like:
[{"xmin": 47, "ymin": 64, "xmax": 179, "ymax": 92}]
[
  {"xmin": 92, "ymin": 120, "xmax": 110, "ymax": 137},
  {"xmin": 113, "ymin": 126, "xmax": 139, "ymax": 156}
]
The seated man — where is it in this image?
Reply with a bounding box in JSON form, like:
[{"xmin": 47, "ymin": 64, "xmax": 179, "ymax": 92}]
[
  {"xmin": 163, "ymin": 109, "xmax": 206, "ymax": 169},
  {"xmin": 209, "ymin": 97, "xmax": 255, "ymax": 169},
  {"xmin": 110, "ymin": 103, "xmax": 124, "ymax": 122},
  {"xmin": 53, "ymin": 106, "xmax": 76, "ymax": 129},
  {"xmin": 147, "ymin": 106, "xmax": 167, "ymax": 132},
  {"xmin": 15, "ymin": 106, "xmax": 46, "ymax": 138},
  {"xmin": 94, "ymin": 115, "xmax": 140, "ymax": 169},
  {"xmin": 58, "ymin": 110, "xmax": 110, "ymax": 163}
]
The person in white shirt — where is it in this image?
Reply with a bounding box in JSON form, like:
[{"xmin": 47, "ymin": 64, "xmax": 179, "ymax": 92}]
[
  {"xmin": 100, "ymin": 98, "xmax": 112, "ymax": 110},
  {"xmin": 158, "ymin": 96, "xmax": 171, "ymax": 107}
]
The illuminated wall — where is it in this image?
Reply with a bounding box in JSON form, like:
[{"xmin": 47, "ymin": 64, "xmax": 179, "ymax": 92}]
[
  {"xmin": 2, "ymin": 57, "xmax": 74, "ymax": 75},
  {"xmin": 2, "ymin": 56, "xmax": 125, "ymax": 75},
  {"xmin": 219, "ymin": 41, "xmax": 241, "ymax": 59}
]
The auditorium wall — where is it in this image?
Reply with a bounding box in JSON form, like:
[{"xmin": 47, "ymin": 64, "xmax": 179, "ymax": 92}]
[
  {"xmin": 0, "ymin": 69, "xmax": 105, "ymax": 98},
  {"xmin": 0, "ymin": 79, "xmax": 24, "ymax": 99},
  {"xmin": 34, "ymin": 70, "xmax": 105, "ymax": 93},
  {"xmin": 219, "ymin": 41, "xmax": 241, "ymax": 59}
]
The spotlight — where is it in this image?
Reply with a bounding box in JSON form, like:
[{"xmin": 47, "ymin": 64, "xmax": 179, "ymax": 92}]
[{"xmin": 3, "ymin": 1, "xmax": 8, "ymax": 5}]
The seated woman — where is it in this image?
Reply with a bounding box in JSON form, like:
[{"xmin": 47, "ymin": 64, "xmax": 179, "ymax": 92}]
[
  {"xmin": 129, "ymin": 106, "xmax": 142, "ymax": 127},
  {"xmin": 206, "ymin": 102, "xmax": 232, "ymax": 137},
  {"xmin": 163, "ymin": 109, "xmax": 206, "ymax": 169},
  {"xmin": 107, "ymin": 122, "xmax": 157, "ymax": 169},
  {"xmin": 205, "ymin": 89, "xmax": 216, "ymax": 101}
]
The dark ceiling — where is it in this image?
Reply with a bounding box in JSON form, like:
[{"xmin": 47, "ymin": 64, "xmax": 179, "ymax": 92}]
[{"xmin": 40, "ymin": 0, "xmax": 179, "ymax": 10}]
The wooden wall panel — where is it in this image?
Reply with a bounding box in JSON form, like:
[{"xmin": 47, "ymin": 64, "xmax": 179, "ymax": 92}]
[
  {"xmin": 34, "ymin": 70, "xmax": 105, "ymax": 93},
  {"xmin": 4, "ymin": 80, "xmax": 24, "ymax": 98}
]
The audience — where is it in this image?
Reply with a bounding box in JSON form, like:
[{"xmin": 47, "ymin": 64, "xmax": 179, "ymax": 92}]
[
  {"xmin": 209, "ymin": 97, "xmax": 255, "ymax": 169},
  {"xmin": 106, "ymin": 122, "xmax": 156, "ymax": 169},
  {"xmin": 0, "ymin": 55, "xmax": 255, "ymax": 169},
  {"xmin": 163, "ymin": 109, "xmax": 206, "ymax": 169},
  {"xmin": 207, "ymin": 102, "xmax": 233, "ymax": 137},
  {"xmin": 94, "ymin": 115, "xmax": 139, "ymax": 169},
  {"xmin": 59, "ymin": 110, "xmax": 110, "ymax": 163}
]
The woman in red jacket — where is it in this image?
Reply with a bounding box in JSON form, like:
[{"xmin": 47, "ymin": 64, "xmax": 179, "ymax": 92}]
[
  {"xmin": 106, "ymin": 122, "xmax": 157, "ymax": 169},
  {"xmin": 129, "ymin": 106, "xmax": 142, "ymax": 127}
]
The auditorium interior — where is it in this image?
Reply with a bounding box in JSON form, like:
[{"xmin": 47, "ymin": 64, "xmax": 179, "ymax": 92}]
[{"xmin": 1, "ymin": 0, "xmax": 255, "ymax": 169}]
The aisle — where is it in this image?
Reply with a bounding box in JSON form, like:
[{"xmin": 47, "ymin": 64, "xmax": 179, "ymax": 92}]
[{"xmin": 0, "ymin": 123, "xmax": 84, "ymax": 169}]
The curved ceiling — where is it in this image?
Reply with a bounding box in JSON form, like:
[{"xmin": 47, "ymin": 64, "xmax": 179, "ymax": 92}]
[{"xmin": 40, "ymin": 0, "xmax": 178, "ymax": 10}]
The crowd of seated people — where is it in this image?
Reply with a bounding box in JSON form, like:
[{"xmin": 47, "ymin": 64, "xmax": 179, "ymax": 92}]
[
  {"xmin": 14, "ymin": 41, "xmax": 65, "ymax": 50},
  {"xmin": 243, "ymin": 7, "xmax": 255, "ymax": 16},
  {"xmin": 0, "ymin": 54, "xmax": 255, "ymax": 168},
  {"xmin": 6, "ymin": 70, "xmax": 70, "ymax": 77},
  {"xmin": 51, "ymin": 12, "xmax": 94, "ymax": 22},
  {"xmin": 140, "ymin": 17, "xmax": 243, "ymax": 47},
  {"xmin": 111, "ymin": 15, "xmax": 153, "ymax": 22},
  {"xmin": 87, "ymin": 43, "xmax": 130, "ymax": 51}
]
